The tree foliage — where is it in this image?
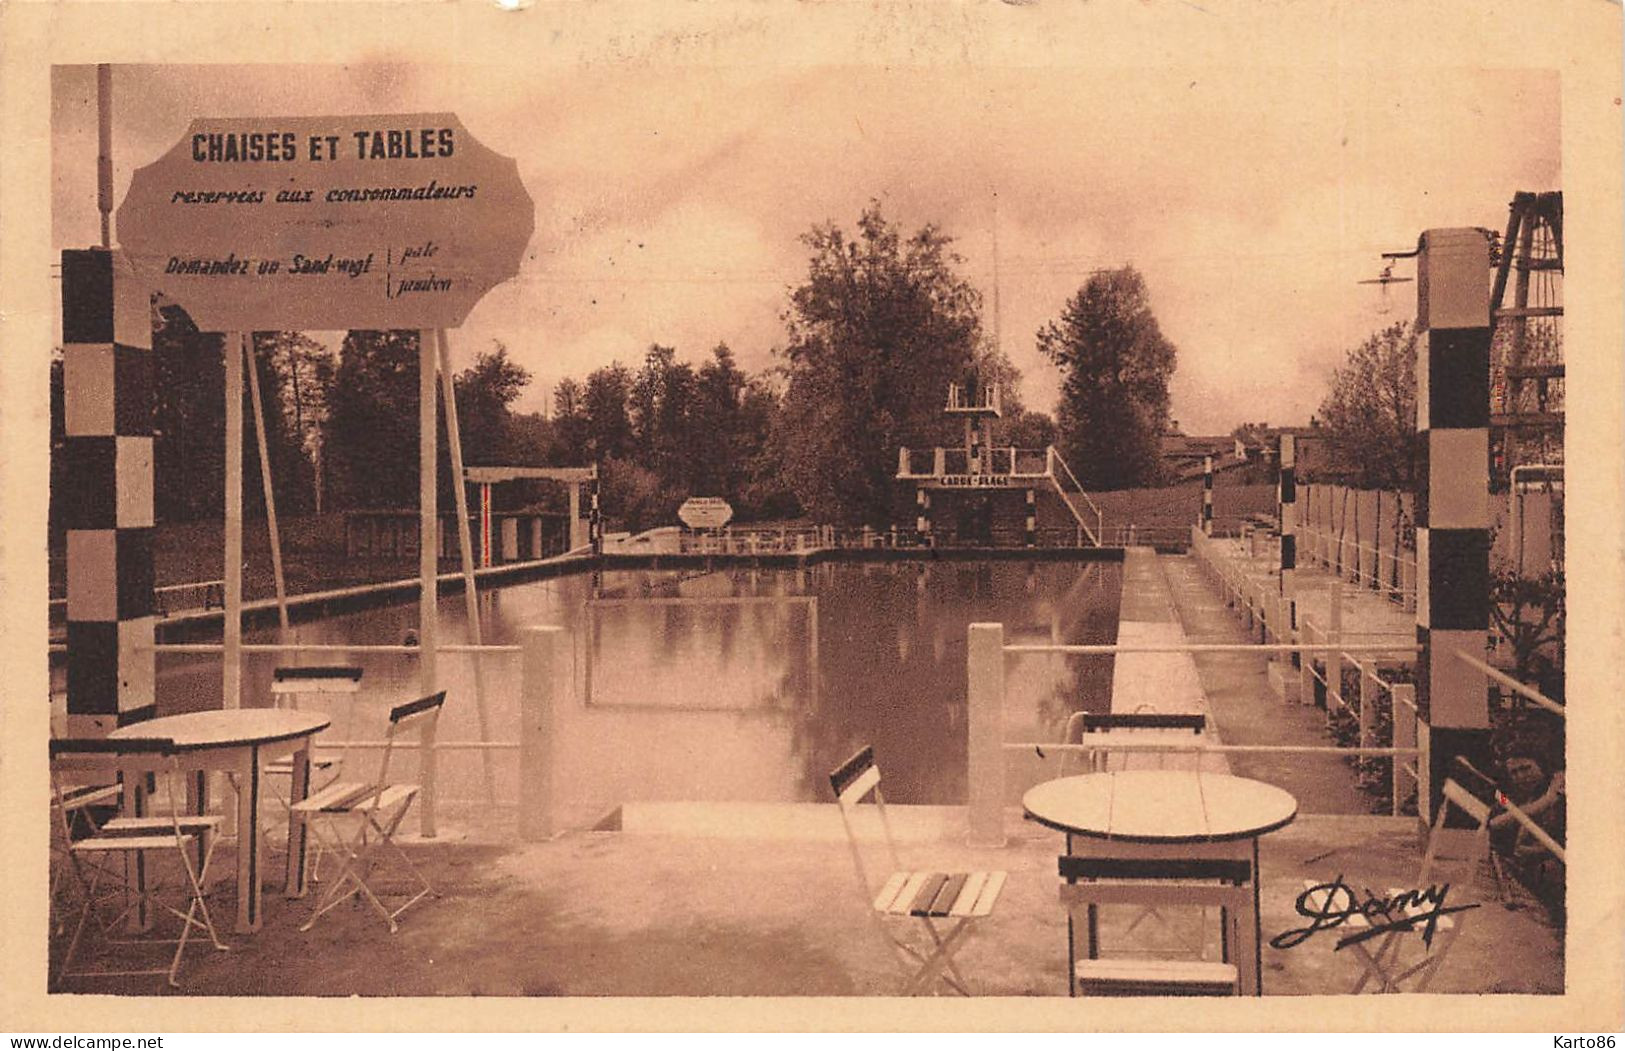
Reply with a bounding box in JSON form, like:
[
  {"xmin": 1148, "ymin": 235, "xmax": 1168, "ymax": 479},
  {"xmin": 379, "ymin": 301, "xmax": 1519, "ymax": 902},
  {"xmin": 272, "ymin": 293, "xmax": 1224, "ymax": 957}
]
[
  {"xmin": 324, "ymin": 330, "xmax": 424, "ymax": 509},
  {"xmin": 1038, "ymin": 266, "xmax": 1178, "ymax": 490},
  {"xmin": 774, "ymin": 202, "xmax": 983, "ymax": 525},
  {"xmin": 1317, "ymin": 320, "xmax": 1418, "ymax": 491},
  {"xmin": 453, "ymin": 342, "xmax": 531, "ymax": 466}
]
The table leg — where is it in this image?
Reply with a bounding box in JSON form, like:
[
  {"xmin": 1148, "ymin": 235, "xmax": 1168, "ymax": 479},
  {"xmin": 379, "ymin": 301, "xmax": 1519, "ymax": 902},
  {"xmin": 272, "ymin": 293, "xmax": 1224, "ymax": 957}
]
[
  {"xmin": 285, "ymin": 738, "xmax": 313, "ymax": 898},
  {"xmin": 122, "ymin": 774, "xmax": 152, "ymax": 933},
  {"xmin": 1252, "ymin": 838, "xmax": 1264, "ymax": 996},
  {"xmin": 186, "ymin": 770, "xmax": 210, "ymax": 876},
  {"xmin": 235, "ymin": 748, "xmax": 263, "ymax": 933}
]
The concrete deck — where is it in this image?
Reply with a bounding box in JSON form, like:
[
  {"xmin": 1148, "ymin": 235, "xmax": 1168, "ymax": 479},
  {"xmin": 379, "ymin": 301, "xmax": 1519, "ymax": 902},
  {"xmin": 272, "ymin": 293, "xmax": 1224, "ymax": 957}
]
[
  {"xmin": 47, "ymin": 804, "xmax": 1562, "ymax": 997},
  {"xmin": 1212, "ymin": 536, "xmax": 1416, "ymax": 646}
]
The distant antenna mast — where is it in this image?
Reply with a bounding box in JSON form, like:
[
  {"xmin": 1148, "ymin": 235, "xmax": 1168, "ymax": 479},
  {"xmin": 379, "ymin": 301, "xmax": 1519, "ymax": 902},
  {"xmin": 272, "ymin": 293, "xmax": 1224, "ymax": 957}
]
[{"xmin": 991, "ymin": 190, "xmax": 1003, "ymax": 357}]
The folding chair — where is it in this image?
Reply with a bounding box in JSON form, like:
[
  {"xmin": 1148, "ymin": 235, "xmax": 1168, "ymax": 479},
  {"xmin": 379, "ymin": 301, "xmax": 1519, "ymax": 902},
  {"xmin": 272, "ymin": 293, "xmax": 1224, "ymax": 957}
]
[
  {"xmin": 292, "ymin": 691, "xmax": 445, "ymax": 933},
  {"xmin": 49, "ymin": 738, "xmax": 228, "ymax": 987},
  {"xmin": 1059, "ymin": 855, "xmax": 1252, "ymax": 996},
  {"xmin": 1061, "ymin": 711, "xmax": 1207, "ymax": 775},
  {"xmin": 48, "ymin": 775, "xmax": 123, "ymax": 923},
  {"xmin": 1299, "ymin": 772, "xmax": 1491, "ymax": 993},
  {"xmin": 829, "ymin": 745, "xmax": 1006, "ymax": 996},
  {"xmin": 262, "ymin": 666, "xmax": 364, "ymax": 867},
  {"xmin": 1061, "ymin": 712, "xmax": 1213, "ymax": 955}
]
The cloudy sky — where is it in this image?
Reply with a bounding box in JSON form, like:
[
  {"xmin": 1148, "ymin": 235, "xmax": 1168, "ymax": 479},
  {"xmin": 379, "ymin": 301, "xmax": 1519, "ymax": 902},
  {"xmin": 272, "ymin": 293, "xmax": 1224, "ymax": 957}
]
[{"xmin": 53, "ymin": 63, "xmax": 1559, "ymax": 435}]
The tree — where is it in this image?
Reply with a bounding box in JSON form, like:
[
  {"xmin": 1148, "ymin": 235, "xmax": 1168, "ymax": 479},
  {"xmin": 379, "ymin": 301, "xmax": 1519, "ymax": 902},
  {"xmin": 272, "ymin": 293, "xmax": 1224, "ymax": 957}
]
[
  {"xmin": 551, "ymin": 377, "xmax": 590, "ymax": 465},
  {"xmin": 324, "ymin": 330, "xmax": 423, "ymax": 509},
  {"xmin": 453, "ymin": 341, "xmax": 531, "ymax": 466},
  {"xmin": 775, "ymin": 202, "xmax": 983, "ymax": 524},
  {"xmin": 582, "ymin": 362, "xmax": 634, "ymax": 462},
  {"xmin": 1038, "ymin": 266, "xmax": 1178, "ymax": 490},
  {"xmin": 1318, "ymin": 320, "xmax": 1418, "ymax": 491},
  {"xmin": 150, "ymin": 305, "xmax": 227, "ymax": 523}
]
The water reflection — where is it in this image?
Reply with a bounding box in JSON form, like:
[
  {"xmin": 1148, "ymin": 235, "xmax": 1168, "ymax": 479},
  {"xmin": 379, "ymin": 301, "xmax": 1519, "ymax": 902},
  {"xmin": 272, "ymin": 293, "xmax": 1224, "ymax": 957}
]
[{"xmin": 151, "ymin": 560, "xmax": 1121, "ymax": 813}]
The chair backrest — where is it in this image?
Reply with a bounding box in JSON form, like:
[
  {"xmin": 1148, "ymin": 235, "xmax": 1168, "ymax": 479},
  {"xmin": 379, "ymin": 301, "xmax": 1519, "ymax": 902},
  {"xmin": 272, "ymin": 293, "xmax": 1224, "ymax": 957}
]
[
  {"xmin": 828, "ymin": 744, "xmax": 901, "ymax": 901},
  {"xmin": 1418, "ymin": 773, "xmax": 1495, "ymax": 887},
  {"xmin": 271, "ymin": 665, "xmax": 363, "ymax": 696},
  {"xmin": 49, "ymin": 737, "xmax": 184, "ymax": 839},
  {"xmin": 372, "ymin": 691, "xmax": 447, "ymax": 788},
  {"xmin": 272, "ymin": 665, "xmax": 365, "ymax": 774},
  {"xmin": 1058, "ymin": 854, "xmax": 1252, "ymax": 911},
  {"xmin": 1062, "ymin": 711, "xmax": 1206, "ymax": 774}
]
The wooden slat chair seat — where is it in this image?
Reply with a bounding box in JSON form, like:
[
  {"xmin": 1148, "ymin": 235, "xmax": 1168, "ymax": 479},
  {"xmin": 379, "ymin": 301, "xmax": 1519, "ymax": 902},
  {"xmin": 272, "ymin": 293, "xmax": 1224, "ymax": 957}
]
[
  {"xmin": 1059, "ymin": 855, "xmax": 1252, "ymax": 997},
  {"xmin": 830, "ymin": 745, "xmax": 1006, "ymax": 996},
  {"xmin": 292, "ymin": 691, "xmax": 445, "ymax": 934},
  {"xmin": 1307, "ymin": 773, "xmax": 1491, "ymax": 993},
  {"xmin": 49, "ymin": 738, "xmax": 229, "ymax": 988}
]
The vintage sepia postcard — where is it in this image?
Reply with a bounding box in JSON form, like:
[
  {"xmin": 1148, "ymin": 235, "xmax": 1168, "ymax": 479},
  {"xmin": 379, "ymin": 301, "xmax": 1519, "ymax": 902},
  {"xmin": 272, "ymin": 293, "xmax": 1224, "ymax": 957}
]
[{"xmin": 1, "ymin": 0, "xmax": 1621, "ymax": 1035}]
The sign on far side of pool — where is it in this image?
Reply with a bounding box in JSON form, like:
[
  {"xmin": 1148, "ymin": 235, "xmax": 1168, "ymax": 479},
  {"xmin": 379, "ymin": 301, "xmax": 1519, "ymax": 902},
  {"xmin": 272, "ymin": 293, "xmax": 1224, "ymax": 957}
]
[
  {"xmin": 115, "ymin": 114, "xmax": 534, "ymax": 331},
  {"xmin": 678, "ymin": 497, "xmax": 734, "ymax": 530}
]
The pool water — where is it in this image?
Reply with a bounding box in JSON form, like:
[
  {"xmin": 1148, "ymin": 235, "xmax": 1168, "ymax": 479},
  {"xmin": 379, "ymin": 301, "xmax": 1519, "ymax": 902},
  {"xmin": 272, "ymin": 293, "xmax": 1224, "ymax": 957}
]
[{"xmin": 153, "ymin": 560, "xmax": 1123, "ymax": 811}]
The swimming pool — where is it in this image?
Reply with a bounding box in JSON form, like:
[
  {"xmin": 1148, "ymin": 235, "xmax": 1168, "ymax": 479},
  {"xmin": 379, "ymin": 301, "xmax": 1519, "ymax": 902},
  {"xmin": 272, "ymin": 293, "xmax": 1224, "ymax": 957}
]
[{"xmin": 150, "ymin": 559, "xmax": 1123, "ymax": 812}]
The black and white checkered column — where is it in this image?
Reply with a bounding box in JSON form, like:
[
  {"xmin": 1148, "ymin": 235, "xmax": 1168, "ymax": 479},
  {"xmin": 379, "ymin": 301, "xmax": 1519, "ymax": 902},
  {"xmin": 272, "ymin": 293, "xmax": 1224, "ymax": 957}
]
[
  {"xmin": 916, "ymin": 487, "xmax": 931, "ymax": 541},
  {"xmin": 60, "ymin": 248, "xmax": 155, "ymax": 734},
  {"xmin": 1024, "ymin": 488, "xmax": 1037, "ymax": 547},
  {"xmin": 1202, "ymin": 455, "xmax": 1214, "ymax": 536},
  {"xmin": 1279, "ymin": 434, "xmax": 1297, "ymax": 663},
  {"xmin": 1414, "ymin": 227, "xmax": 1493, "ymax": 822}
]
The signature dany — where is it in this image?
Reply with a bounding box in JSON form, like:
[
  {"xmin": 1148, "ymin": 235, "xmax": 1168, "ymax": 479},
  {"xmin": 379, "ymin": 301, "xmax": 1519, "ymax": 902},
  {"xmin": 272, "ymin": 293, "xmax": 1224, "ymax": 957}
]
[{"xmin": 1270, "ymin": 876, "xmax": 1480, "ymax": 951}]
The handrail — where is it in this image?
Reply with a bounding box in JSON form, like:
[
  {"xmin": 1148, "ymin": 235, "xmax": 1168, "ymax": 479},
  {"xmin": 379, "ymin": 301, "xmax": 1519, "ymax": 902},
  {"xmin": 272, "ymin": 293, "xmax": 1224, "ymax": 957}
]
[
  {"xmin": 1003, "ymin": 642, "xmax": 1421, "ymax": 655},
  {"xmin": 1453, "ymin": 649, "xmax": 1565, "ymax": 717},
  {"xmin": 1015, "ymin": 741, "xmax": 1419, "ymax": 757},
  {"xmin": 143, "ymin": 642, "xmax": 523, "ymax": 655},
  {"xmin": 1047, "ymin": 446, "xmax": 1104, "ymax": 527}
]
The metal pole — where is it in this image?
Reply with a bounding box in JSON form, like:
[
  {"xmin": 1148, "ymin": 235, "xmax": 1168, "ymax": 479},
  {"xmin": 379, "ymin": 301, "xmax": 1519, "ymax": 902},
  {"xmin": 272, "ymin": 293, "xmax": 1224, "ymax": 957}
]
[
  {"xmin": 223, "ymin": 333, "xmax": 243, "ymax": 711},
  {"xmin": 437, "ymin": 328, "xmax": 497, "ymax": 804},
  {"xmin": 967, "ymin": 622, "xmax": 1006, "ymax": 847},
  {"xmin": 244, "ymin": 336, "xmax": 290, "ymax": 633},
  {"xmin": 96, "ymin": 65, "xmax": 112, "ymax": 249},
  {"xmin": 418, "ymin": 329, "xmax": 439, "ymax": 837}
]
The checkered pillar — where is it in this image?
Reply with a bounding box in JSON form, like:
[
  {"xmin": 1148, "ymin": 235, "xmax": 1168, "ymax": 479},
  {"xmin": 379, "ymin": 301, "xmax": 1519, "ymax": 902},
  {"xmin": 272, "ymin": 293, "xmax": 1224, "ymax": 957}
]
[
  {"xmin": 60, "ymin": 248, "xmax": 155, "ymax": 734},
  {"xmin": 916, "ymin": 487, "xmax": 931, "ymax": 540},
  {"xmin": 1024, "ymin": 488, "xmax": 1037, "ymax": 547},
  {"xmin": 1279, "ymin": 434, "xmax": 1297, "ymax": 663},
  {"xmin": 1202, "ymin": 455, "xmax": 1214, "ymax": 536},
  {"xmin": 1414, "ymin": 227, "xmax": 1493, "ymax": 823}
]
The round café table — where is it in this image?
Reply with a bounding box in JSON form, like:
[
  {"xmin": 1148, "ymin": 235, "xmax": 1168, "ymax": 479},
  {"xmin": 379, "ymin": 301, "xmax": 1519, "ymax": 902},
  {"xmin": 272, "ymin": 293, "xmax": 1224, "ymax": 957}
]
[
  {"xmin": 1023, "ymin": 769, "xmax": 1299, "ymax": 995},
  {"xmin": 109, "ymin": 708, "xmax": 331, "ymax": 933}
]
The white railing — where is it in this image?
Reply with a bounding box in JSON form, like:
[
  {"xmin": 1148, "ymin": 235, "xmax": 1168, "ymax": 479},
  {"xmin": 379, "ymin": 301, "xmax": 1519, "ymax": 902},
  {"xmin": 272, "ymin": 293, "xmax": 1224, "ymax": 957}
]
[
  {"xmin": 1293, "ymin": 522, "xmax": 1417, "ymax": 612},
  {"xmin": 1453, "ymin": 649, "xmax": 1565, "ymax": 718},
  {"xmin": 963, "ymin": 621, "xmax": 1424, "ymax": 845},
  {"xmin": 1046, "ymin": 446, "xmax": 1103, "ymax": 545},
  {"xmin": 136, "ymin": 638, "xmax": 526, "ymax": 835}
]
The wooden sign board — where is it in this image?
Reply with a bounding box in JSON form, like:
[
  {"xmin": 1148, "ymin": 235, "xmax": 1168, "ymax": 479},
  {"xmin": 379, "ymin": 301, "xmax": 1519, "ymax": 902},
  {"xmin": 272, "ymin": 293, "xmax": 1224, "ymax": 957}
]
[
  {"xmin": 678, "ymin": 497, "xmax": 734, "ymax": 530},
  {"xmin": 115, "ymin": 113, "xmax": 533, "ymax": 330}
]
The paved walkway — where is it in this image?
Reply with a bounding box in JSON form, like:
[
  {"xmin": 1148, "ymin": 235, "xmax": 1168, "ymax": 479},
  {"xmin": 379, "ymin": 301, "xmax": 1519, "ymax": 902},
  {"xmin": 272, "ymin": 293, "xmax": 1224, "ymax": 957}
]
[
  {"xmin": 1161, "ymin": 553, "xmax": 1375, "ymax": 814},
  {"xmin": 1108, "ymin": 548, "xmax": 1370, "ymax": 810}
]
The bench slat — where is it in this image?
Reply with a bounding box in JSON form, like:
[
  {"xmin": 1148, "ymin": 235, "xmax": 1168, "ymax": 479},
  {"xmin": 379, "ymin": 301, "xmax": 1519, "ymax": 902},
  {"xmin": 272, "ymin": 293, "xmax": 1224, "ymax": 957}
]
[
  {"xmin": 872, "ymin": 871, "xmax": 909, "ymax": 913},
  {"xmin": 970, "ymin": 870, "xmax": 1006, "ymax": 916},
  {"xmin": 949, "ymin": 871, "xmax": 989, "ymax": 917}
]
